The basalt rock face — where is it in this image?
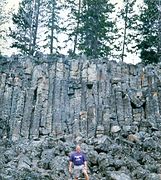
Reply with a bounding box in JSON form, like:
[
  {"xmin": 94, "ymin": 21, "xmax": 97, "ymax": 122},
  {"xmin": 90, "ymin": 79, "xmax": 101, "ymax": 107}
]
[
  {"xmin": 1, "ymin": 55, "xmax": 161, "ymax": 140},
  {"xmin": 0, "ymin": 55, "xmax": 161, "ymax": 179}
]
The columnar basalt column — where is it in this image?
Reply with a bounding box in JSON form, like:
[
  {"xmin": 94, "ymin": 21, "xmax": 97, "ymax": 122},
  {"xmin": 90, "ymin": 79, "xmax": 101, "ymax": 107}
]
[{"xmin": 0, "ymin": 56, "xmax": 161, "ymax": 141}]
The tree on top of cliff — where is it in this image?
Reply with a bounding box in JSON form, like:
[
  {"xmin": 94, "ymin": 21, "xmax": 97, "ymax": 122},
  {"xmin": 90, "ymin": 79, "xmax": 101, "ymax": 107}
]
[
  {"xmin": 63, "ymin": 0, "xmax": 82, "ymax": 57},
  {"xmin": 137, "ymin": 0, "xmax": 161, "ymax": 64},
  {"xmin": 9, "ymin": 0, "xmax": 62, "ymax": 56},
  {"xmin": 117, "ymin": 0, "xmax": 140, "ymax": 62},
  {"xmin": 0, "ymin": 0, "xmax": 10, "ymax": 52},
  {"xmin": 78, "ymin": 0, "xmax": 117, "ymax": 58},
  {"xmin": 9, "ymin": 0, "xmax": 41, "ymax": 55},
  {"xmin": 41, "ymin": 0, "xmax": 62, "ymax": 55},
  {"xmin": 65, "ymin": 0, "xmax": 117, "ymax": 58},
  {"xmin": 0, "ymin": 0, "xmax": 8, "ymax": 36}
]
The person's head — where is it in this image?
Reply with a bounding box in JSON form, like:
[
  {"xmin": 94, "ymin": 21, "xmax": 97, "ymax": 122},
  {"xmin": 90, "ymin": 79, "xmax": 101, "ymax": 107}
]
[{"xmin": 76, "ymin": 144, "xmax": 81, "ymax": 153}]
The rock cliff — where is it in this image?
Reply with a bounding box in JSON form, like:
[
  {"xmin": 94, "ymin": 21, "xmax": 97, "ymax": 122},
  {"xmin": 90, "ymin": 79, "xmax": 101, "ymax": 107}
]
[
  {"xmin": 0, "ymin": 55, "xmax": 161, "ymax": 140},
  {"xmin": 0, "ymin": 55, "xmax": 161, "ymax": 179}
]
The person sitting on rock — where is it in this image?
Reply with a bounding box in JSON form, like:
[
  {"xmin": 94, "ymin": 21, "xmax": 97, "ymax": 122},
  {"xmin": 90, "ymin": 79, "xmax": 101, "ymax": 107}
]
[{"xmin": 69, "ymin": 144, "xmax": 89, "ymax": 180}]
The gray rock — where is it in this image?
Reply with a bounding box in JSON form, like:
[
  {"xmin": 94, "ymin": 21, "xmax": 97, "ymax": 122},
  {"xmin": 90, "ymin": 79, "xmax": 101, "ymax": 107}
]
[
  {"xmin": 106, "ymin": 171, "xmax": 132, "ymax": 180},
  {"xmin": 0, "ymin": 56, "xmax": 161, "ymax": 179},
  {"xmin": 145, "ymin": 173, "xmax": 161, "ymax": 180},
  {"xmin": 17, "ymin": 154, "xmax": 31, "ymax": 170}
]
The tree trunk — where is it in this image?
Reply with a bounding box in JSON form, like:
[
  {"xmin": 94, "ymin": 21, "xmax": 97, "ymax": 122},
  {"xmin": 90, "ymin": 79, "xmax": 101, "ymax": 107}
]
[
  {"xmin": 73, "ymin": 0, "xmax": 81, "ymax": 55},
  {"xmin": 29, "ymin": 0, "xmax": 40, "ymax": 55},
  {"xmin": 121, "ymin": 0, "xmax": 129, "ymax": 62},
  {"xmin": 50, "ymin": 0, "xmax": 55, "ymax": 54},
  {"xmin": 32, "ymin": 0, "xmax": 41, "ymax": 54},
  {"xmin": 29, "ymin": 0, "xmax": 35, "ymax": 54}
]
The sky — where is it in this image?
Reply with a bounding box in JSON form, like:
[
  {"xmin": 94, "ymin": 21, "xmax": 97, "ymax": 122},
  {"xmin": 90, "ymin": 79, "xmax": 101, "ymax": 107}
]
[
  {"xmin": 6, "ymin": 1, "xmax": 20, "ymax": 10},
  {"xmin": 3, "ymin": 0, "xmax": 143, "ymax": 64}
]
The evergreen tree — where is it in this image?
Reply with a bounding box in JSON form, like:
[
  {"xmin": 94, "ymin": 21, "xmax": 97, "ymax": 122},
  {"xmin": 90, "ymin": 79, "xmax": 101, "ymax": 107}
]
[
  {"xmin": 63, "ymin": 0, "xmax": 82, "ymax": 56},
  {"xmin": 42, "ymin": 0, "xmax": 61, "ymax": 54},
  {"xmin": 0, "ymin": 0, "xmax": 7, "ymax": 36},
  {"xmin": 0, "ymin": 0, "xmax": 9, "ymax": 52},
  {"xmin": 78, "ymin": 0, "xmax": 116, "ymax": 58},
  {"xmin": 31, "ymin": 0, "xmax": 41, "ymax": 54},
  {"xmin": 137, "ymin": 0, "xmax": 160, "ymax": 64},
  {"xmin": 72, "ymin": 0, "xmax": 81, "ymax": 55},
  {"xmin": 65, "ymin": 0, "xmax": 116, "ymax": 58},
  {"xmin": 10, "ymin": 0, "xmax": 41, "ymax": 55},
  {"xmin": 117, "ymin": 0, "xmax": 139, "ymax": 62}
]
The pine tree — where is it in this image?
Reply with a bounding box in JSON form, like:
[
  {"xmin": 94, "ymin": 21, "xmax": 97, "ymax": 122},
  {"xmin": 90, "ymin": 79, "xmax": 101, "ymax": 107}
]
[
  {"xmin": 137, "ymin": 0, "xmax": 160, "ymax": 64},
  {"xmin": 63, "ymin": 0, "xmax": 82, "ymax": 57},
  {"xmin": 73, "ymin": 0, "xmax": 82, "ymax": 55},
  {"xmin": 78, "ymin": 0, "xmax": 116, "ymax": 58},
  {"xmin": 42, "ymin": 0, "xmax": 61, "ymax": 54},
  {"xmin": 0, "ymin": 0, "xmax": 7, "ymax": 35},
  {"xmin": 30, "ymin": 0, "xmax": 41, "ymax": 54},
  {"xmin": 0, "ymin": 0, "xmax": 8, "ymax": 52},
  {"xmin": 117, "ymin": 0, "xmax": 139, "ymax": 62},
  {"xmin": 10, "ymin": 0, "xmax": 41, "ymax": 55},
  {"xmin": 65, "ymin": 0, "xmax": 116, "ymax": 58}
]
